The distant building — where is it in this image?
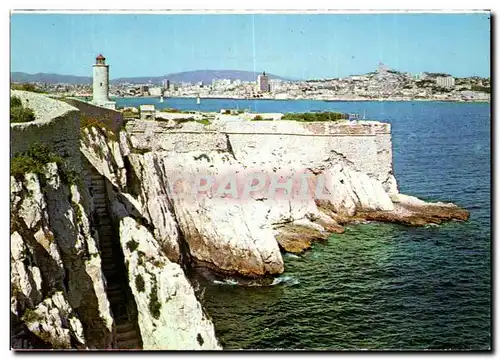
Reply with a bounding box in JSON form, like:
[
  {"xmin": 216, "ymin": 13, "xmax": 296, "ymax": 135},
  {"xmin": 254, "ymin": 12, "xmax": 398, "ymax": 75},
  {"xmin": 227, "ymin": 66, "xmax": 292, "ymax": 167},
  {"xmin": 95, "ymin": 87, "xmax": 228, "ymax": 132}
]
[
  {"xmin": 212, "ymin": 78, "xmax": 232, "ymax": 90},
  {"xmin": 257, "ymin": 71, "xmax": 270, "ymax": 93},
  {"xmin": 269, "ymin": 79, "xmax": 283, "ymax": 93},
  {"xmin": 92, "ymin": 54, "xmax": 116, "ymax": 110},
  {"xmin": 378, "ymin": 62, "xmax": 389, "ymax": 74},
  {"xmin": 138, "ymin": 85, "xmax": 150, "ymax": 96},
  {"xmin": 163, "ymin": 79, "xmax": 170, "ymax": 90},
  {"xmin": 139, "ymin": 104, "xmax": 156, "ymax": 120},
  {"xmin": 436, "ymin": 76, "xmax": 455, "ymax": 89},
  {"xmin": 149, "ymin": 87, "xmax": 163, "ymax": 96}
]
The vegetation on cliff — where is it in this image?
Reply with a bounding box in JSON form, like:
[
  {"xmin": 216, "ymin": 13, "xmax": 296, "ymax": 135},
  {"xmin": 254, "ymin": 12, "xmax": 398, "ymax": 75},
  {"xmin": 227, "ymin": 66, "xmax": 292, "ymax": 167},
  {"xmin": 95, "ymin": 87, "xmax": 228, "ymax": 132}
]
[
  {"xmin": 10, "ymin": 142, "xmax": 78, "ymax": 184},
  {"xmin": 281, "ymin": 111, "xmax": 347, "ymax": 122},
  {"xmin": 10, "ymin": 96, "xmax": 35, "ymax": 123},
  {"xmin": 11, "ymin": 83, "xmax": 45, "ymax": 93}
]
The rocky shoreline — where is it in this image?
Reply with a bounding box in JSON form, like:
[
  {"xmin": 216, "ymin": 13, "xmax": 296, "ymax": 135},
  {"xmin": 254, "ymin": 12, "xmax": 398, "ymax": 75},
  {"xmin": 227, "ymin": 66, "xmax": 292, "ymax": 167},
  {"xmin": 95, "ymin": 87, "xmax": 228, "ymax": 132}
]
[{"xmin": 10, "ymin": 93, "xmax": 470, "ymax": 349}]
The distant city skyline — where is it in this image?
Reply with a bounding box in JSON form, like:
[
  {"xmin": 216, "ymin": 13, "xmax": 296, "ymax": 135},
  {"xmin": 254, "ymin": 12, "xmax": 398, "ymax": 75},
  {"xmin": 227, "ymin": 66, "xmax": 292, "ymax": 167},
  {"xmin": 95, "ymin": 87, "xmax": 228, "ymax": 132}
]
[{"xmin": 10, "ymin": 12, "xmax": 491, "ymax": 79}]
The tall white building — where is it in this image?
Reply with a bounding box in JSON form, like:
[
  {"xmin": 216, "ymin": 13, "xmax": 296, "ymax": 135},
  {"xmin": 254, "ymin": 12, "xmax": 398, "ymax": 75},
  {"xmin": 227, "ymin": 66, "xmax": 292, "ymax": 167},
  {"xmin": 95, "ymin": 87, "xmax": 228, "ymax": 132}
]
[
  {"xmin": 436, "ymin": 76, "xmax": 456, "ymax": 89},
  {"xmin": 269, "ymin": 79, "xmax": 283, "ymax": 93},
  {"xmin": 257, "ymin": 71, "xmax": 270, "ymax": 93},
  {"xmin": 92, "ymin": 54, "xmax": 116, "ymax": 109}
]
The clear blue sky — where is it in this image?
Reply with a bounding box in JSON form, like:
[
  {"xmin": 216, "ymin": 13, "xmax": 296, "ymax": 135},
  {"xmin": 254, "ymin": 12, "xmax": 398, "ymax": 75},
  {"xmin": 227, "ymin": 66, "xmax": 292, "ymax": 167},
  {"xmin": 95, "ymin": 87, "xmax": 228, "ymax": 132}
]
[{"xmin": 10, "ymin": 12, "xmax": 490, "ymax": 79}]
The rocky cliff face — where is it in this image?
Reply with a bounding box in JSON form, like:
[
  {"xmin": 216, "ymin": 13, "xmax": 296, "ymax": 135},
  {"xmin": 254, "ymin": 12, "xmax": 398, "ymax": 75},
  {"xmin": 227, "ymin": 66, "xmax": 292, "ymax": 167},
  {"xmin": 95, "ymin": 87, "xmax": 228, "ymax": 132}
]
[
  {"xmin": 10, "ymin": 164, "xmax": 113, "ymax": 349},
  {"xmin": 80, "ymin": 120, "xmax": 469, "ymax": 280},
  {"xmin": 11, "ymin": 113, "xmax": 468, "ymax": 350},
  {"xmin": 11, "ymin": 126, "xmax": 221, "ymax": 350}
]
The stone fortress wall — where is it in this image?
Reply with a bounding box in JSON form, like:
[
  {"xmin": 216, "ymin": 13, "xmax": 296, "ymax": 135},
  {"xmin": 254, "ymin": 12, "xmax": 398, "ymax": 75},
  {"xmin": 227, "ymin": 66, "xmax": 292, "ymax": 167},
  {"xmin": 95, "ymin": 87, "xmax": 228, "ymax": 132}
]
[
  {"xmin": 10, "ymin": 90, "xmax": 83, "ymax": 171},
  {"xmin": 10, "ymin": 92, "xmax": 124, "ymax": 174},
  {"xmin": 125, "ymin": 119, "xmax": 396, "ymax": 191},
  {"xmin": 10, "ymin": 90, "xmax": 396, "ymax": 192},
  {"xmin": 64, "ymin": 98, "xmax": 124, "ymax": 132}
]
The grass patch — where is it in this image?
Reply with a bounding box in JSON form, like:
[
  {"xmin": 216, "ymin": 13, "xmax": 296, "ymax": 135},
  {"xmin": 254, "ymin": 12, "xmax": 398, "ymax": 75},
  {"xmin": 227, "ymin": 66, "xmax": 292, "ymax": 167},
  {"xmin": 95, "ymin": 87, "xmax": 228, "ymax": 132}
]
[
  {"xmin": 160, "ymin": 108, "xmax": 191, "ymax": 113},
  {"xmin": 122, "ymin": 109, "xmax": 140, "ymax": 119},
  {"xmin": 11, "ymin": 96, "xmax": 22, "ymax": 108},
  {"xmin": 152, "ymin": 260, "xmax": 164, "ymax": 269},
  {"xmin": 148, "ymin": 279, "xmax": 161, "ymax": 320},
  {"xmin": 126, "ymin": 240, "xmax": 139, "ymax": 252},
  {"xmin": 193, "ymin": 154, "xmax": 210, "ymax": 162},
  {"xmin": 11, "ymin": 83, "xmax": 45, "ymax": 93},
  {"xmin": 252, "ymin": 115, "xmax": 274, "ymax": 121},
  {"xmin": 10, "ymin": 96, "xmax": 35, "ymax": 123},
  {"xmin": 173, "ymin": 117, "xmax": 195, "ymax": 123},
  {"xmin": 196, "ymin": 119, "xmax": 210, "ymax": 126},
  {"xmin": 21, "ymin": 308, "xmax": 43, "ymax": 324},
  {"xmin": 173, "ymin": 117, "xmax": 211, "ymax": 126},
  {"xmin": 135, "ymin": 274, "xmax": 145, "ymax": 292},
  {"xmin": 281, "ymin": 111, "xmax": 348, "ymax": 122},
  {"xmin": 10, "ymin": 142, "xmax": 78, "ymax": 184},
  {"xmin": 80, "ymin": 114, "xmax": 119, "ymax": 142}
]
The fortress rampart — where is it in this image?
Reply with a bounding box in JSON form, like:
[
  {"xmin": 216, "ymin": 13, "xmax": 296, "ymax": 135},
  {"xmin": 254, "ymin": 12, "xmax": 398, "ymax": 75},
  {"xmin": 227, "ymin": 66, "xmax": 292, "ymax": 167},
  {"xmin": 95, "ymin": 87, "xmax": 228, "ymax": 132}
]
[
  {"xmin": 10, "ymin": 92, "xmax": 123, "ymax": 174},
  {"xmin": 63, "ymin": 98, "xmax": 123, "ymax": 132},
  {"xmin": 10, "ymin": 91, "xmax": 395, "ymax": 190},
  {"xmin": 10, "ymin": 91, "xmax": 82, "ymax": 171},
  {"xmin": 125, "ymin": 119, "xmax": 395, "ymax": 187}
]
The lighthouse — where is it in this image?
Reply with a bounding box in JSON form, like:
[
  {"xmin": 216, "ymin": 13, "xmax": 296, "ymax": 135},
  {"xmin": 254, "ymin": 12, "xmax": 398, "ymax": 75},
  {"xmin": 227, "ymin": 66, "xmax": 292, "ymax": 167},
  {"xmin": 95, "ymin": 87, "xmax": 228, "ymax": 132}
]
[{"xmin": 92, "ymin": 54, "xmax": 115, "ymax": 109}]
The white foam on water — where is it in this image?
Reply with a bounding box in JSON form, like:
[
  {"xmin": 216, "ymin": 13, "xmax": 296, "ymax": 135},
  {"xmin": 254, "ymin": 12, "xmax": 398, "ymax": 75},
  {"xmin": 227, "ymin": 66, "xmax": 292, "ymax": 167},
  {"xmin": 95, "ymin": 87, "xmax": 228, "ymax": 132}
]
[
  {"xmin": 270, "ymin": 275, "xmax": 300, "ymax": 286},
  {"xmin": 213, "ymin": 278, "xmax": 239, "ymax": 286}
]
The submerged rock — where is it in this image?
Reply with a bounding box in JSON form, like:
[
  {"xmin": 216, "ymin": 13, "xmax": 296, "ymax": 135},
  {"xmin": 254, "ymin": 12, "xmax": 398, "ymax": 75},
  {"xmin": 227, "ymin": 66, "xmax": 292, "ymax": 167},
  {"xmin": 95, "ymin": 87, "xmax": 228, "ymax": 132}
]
[
  {"xmin": 275, "ymin": 223, "xmax": 329, "ymax": 254},
  {"xmin": 353, "ymin": 193, "xmax": 470, "ymax": 226}
]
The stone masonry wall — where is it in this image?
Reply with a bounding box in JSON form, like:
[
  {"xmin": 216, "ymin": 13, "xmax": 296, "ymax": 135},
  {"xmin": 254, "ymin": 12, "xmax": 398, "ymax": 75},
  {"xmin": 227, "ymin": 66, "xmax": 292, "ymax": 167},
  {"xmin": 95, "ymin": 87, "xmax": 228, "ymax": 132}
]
[
  {"xmin": 126, "ymin": 120, "xmax": 228, "ymax": 153},
  {"xmin": 10, "ymin": 91, "xmax": 82, "ymax": 172},
  {"xmin": 63, "ymin": 98, "xmax": 124, "ymax": 132},
  {"xmin": 123, "ymin": 119, "xmax": 395, "ymax": 186}
]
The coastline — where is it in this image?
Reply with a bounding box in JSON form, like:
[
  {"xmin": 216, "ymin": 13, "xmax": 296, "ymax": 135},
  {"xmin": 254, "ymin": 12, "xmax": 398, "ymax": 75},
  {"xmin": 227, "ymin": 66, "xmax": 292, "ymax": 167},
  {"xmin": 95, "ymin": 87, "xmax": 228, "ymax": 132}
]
[{"xmin": 113, "ymin": 95, "xmax": 490, "ymax": 104}]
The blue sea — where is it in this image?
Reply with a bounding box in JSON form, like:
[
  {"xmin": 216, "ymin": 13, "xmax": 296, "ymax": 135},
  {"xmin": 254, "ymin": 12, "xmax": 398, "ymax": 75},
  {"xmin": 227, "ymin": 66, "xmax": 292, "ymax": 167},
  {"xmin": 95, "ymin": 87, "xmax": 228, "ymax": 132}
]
[{"xmin": 118, "ymin": 97, "xmax": 491, "ymax": 350}]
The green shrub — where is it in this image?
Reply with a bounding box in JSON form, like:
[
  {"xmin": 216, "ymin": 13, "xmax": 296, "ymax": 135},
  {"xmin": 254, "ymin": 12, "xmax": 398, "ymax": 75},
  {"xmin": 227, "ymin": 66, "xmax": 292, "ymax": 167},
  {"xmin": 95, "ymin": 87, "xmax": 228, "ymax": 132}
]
[
  {"xmin": 11, "ymin": 83, "xmax": 45, "ymax": 93},
  {"xmin": 471, "ymin": 85, "xmax": 491, "ymax": 94},
  {"xmin": 10, "ymin": 96, "xmax": 22, "ymax": 108},
  {"xmin": 135, "ymin": 274, "xmax": 145, "ymax": 292},
  {"xmin": 160, "ymin": 108, "xmax": 190, "ymax": 113},
  {"xmin": 22, "ymin": 308, "xmax": 43, "ymax": 323},
  {"xmin": 281, "ymin": 111, "xmax": 347, "ymax": 122},
  {"xmin": 148, "ymin": 281, "xmax": 161, "ymax": 319},
  {"xmin": 79, "ymin": 114, "xmax": 119, "ymax": 142},
  {"xmin": 196, "ymin": 119, "xmax": 210, "ymax": 126},
  {"xmin": 253, "ymin": 115, "xmax": 263, "ymax": 121},
  {"xmin": 126, "ymin": 240, "xmax": 139, "ymax": 252},
  {"xmin": 10, "ymin": 142, "xmax": 77, "ymax": 184},
  {"xmin": 10, "ymin": 104, "xmax": 35, "ymax": 123},
  {"xmin": 122, "ymin": 110, "xmax": 139, "ymax": 119},
  {"xmin": 174, "ymin": 117, "xmax": 195, "ymax": 123}
]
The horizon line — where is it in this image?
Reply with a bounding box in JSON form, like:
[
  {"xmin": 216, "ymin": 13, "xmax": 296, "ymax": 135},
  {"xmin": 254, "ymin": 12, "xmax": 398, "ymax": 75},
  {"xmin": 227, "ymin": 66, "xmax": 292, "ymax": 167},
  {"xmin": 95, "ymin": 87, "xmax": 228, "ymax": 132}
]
[{"xmin": 10, "ymin": 68, "xmax": 490, "ymax": 82}]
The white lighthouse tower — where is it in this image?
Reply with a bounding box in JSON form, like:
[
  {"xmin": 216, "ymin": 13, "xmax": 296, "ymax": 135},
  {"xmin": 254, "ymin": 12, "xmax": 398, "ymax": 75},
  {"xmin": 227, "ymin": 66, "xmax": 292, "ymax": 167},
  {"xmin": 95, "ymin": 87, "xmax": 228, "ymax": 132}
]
[{"xmin": 92, "ymin": 54, "xmax": 116, "ymax": 109}]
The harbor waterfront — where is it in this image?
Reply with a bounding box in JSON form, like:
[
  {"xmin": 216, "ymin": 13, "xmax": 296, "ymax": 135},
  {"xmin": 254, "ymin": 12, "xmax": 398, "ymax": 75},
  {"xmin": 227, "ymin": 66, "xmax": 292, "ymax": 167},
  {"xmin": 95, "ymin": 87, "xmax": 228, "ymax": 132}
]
[
  {"xmin": 115, "ymin": 96, "xmax": 490, "ymax": 114},
  {"xmin": 10, "ymin": 11, "xmax": 491, "ymax": 351},
  {"xmin": 123, "ymin": 98, "xmax": 489, "ymax": 350}
]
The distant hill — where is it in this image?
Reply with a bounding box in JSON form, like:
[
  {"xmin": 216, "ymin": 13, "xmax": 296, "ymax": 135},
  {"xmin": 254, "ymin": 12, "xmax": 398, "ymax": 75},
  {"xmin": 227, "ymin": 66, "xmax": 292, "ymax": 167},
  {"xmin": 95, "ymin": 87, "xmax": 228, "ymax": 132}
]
[
  {"xmin": 11, "ymin": 72, "xmax": 92, "ymax": 85},
  {"xmin": 11, "ymin": 70, "xmax": 292, "ymax": 85}
]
